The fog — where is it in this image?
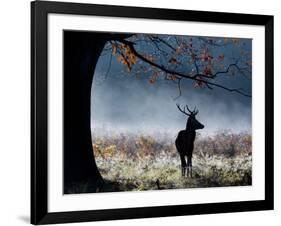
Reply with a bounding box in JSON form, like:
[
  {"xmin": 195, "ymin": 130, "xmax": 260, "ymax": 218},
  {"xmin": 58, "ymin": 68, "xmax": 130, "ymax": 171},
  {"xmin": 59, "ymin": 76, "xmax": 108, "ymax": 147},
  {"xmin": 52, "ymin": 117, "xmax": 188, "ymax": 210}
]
[
  {"xmin": 91, "ymin": 36, "xmax": 252, "ymax": 138},
  {"xmin": 91, "ymin": 72, "xmax": 251, "ymax": 137}
]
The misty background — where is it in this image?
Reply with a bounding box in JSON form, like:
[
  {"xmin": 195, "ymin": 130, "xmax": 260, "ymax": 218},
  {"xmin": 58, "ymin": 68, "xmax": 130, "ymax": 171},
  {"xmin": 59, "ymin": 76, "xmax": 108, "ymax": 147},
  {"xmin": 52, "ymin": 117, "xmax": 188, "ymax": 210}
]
[{"xmin": 91, "ymin": 35, "xmax": 252, "ymax": 138}]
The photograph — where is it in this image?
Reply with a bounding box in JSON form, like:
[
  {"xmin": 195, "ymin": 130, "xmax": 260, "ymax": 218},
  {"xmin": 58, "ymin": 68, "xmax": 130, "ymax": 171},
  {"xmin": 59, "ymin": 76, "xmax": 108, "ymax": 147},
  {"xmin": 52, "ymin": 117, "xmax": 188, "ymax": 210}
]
[
  {"xmin": 0, "ymin": 0, "xmax": 277, "ymax": 223},
  {"xmin": 64, "ymin": 31, "xmax": 252, "ymax": 194},
  {"xmin": 30, "ymin": 1, "xmax": 274, "ymax": 224}
]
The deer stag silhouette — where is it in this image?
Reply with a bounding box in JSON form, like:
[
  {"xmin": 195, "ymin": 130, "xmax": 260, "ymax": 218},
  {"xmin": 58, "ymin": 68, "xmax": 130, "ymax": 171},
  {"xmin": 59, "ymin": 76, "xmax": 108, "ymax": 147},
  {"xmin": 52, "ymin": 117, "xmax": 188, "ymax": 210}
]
[{"xmin": 175, "ymin": 104, "xmax": 204, "ymax": 177}]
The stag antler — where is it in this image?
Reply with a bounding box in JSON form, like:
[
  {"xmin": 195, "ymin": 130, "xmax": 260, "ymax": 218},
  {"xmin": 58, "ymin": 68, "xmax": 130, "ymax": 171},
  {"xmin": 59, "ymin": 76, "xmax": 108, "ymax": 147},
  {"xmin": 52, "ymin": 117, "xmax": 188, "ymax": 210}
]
[
  {"xmin": 177, "ymin": 104, "xmax": 199, "ymax": 116},
  {"xmin": 186, "ymin": 105, "xmax": 193, "ymax": 114},
  {"xmin": 176, "ymin": 104, "xmax": 190, "ymax": 116},
  {"xmin": 193, "ymin": 107, "xmax": 199, "ymax": 115}
]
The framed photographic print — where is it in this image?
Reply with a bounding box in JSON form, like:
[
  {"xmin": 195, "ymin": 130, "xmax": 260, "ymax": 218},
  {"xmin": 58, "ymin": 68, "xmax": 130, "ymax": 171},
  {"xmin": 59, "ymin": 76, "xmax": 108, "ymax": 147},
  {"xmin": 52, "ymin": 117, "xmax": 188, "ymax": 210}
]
[{"xmin": 31, "ymin": 0, "xmax": 274, "ymax": 224}]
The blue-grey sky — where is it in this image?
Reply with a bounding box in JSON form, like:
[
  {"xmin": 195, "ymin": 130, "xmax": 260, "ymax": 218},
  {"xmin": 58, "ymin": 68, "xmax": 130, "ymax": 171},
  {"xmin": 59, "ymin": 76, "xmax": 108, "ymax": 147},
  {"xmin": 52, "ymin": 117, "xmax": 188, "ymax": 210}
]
[{"xmin": 91, "ymin": 34, "xmax": 252, "ymax": 136}]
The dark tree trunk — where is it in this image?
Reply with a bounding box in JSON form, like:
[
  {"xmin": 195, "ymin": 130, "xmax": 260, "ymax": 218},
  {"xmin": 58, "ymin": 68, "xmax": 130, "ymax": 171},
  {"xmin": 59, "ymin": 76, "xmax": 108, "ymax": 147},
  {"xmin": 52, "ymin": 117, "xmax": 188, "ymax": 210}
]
[{"xmin": 64, "ymin": 31, "xmax": 107, "ymax": 193}]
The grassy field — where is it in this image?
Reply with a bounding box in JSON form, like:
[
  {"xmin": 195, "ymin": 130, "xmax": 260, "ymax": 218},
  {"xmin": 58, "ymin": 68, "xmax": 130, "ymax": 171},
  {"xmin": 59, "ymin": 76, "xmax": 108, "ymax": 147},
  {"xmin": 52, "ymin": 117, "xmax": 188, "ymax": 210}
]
[{"xmin": 92, "ymin": 131, "xmax": 252, "ymax": 192}]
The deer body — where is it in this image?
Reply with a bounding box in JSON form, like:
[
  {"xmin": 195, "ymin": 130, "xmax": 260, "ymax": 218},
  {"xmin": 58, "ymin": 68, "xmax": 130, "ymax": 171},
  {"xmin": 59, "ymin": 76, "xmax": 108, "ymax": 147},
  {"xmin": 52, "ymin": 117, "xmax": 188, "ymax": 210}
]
[{"xmin": 175, "ymin": 104, "xmax": 204, "ymax": 177}]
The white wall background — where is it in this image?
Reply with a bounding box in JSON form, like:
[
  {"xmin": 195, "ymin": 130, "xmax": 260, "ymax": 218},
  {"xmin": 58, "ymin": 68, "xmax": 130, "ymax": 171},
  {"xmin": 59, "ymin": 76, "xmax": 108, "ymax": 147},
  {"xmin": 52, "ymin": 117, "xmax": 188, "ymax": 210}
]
[{"xmin": 0, "ymin": 0, "xmax": 279, "ymax": 225}]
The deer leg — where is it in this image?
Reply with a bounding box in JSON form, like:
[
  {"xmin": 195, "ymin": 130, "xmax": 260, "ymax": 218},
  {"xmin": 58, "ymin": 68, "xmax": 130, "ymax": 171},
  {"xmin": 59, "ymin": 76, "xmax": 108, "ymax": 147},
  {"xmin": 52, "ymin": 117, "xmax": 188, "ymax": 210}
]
[
  {"xmin": 186, "ymin": 156, "xmax": 189, "ymax": 177},
  {"xmin": 180, "ymin": 155, "xmax": 187, "ymax": 177},
  {"xmin": 190, "ymin": 157, "xmax": 193, "ymax": 178},
  {"xmin": 187, "ymin": 156, "xmax": 192, "ymax": 178}
]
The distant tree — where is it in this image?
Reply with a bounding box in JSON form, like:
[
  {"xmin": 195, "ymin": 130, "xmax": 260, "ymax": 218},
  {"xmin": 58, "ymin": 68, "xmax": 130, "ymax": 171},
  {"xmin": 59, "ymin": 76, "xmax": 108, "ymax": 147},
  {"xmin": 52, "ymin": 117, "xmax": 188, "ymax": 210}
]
[{"xmin": 64, "ymin": 31, "xmax": 251, "ymax": 193}]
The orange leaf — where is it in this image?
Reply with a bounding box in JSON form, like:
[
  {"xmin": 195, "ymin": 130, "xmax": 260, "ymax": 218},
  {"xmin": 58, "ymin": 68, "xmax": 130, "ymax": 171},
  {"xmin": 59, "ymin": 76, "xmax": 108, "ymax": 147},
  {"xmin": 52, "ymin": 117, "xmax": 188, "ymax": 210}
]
[
  {"xmin": 191, "ymin": 53, "xmax": 196, "ymax": 60},
  {"xmin": 169, "ymin": 57, "xmax": 177, "ymax": 64},
  {"xmin": 218, "ymin": 54, "xmax": 224, "ymax": 61},
  {"xmin": 200, "ymin": 53, "xmax": 206, "ymax": 61},
  {"xmin": 111, "ymin": 43, "xmax": 117, "ymax": 55}
]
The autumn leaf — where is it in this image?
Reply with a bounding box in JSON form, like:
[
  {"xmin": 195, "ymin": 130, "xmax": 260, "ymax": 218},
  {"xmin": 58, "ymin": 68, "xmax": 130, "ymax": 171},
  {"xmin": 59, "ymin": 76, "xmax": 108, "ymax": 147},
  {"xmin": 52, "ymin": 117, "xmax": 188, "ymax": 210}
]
[
  {"xmin": 167, "ymin": 74, "xmax": 177, "ymax": 81},
  {"xmin": 207, "ymin": 55, "xmax": 213, "ymax": 62},
  {"xmin": 200, "ymin": 53, "xmax": 206, "ymax": 61},
  {"xmin": 111, "ymin": 43, "xmax": 117, "ymax": 55},
  {"xmin": 117, "ymin": 55, "xmax": 124, "ymax": 63},
  {"xmin": 218, "ymin": 54, "xmax": 224, "ymax": 61},
  {"xmin": 149, "ymin": 78, "xmax": 156, "ymax": 84},
  {"xmin": 193, "ymin": 81, "xmax": 204, "ymax": 88},
  {"xmin": 203, "ymin": 66, "xmax": 212, "ymax": 76},
  {"xmin": 191, "ymin": 53, "xmax": 196, "ymax": 60},
  {"xmin": 168, "ymin": 57, "xmax": 177, "ymax": 64},
  {"xmin": 175, "ymin": 47, "xmax": 181, "ymax": 54},
  {"xmin": 200, "ymin": 49, "xmax": 212, "ymax": 62},
  {"xmin": 114, "ymin": 43, "xmax": 137, "ymax": 72}
]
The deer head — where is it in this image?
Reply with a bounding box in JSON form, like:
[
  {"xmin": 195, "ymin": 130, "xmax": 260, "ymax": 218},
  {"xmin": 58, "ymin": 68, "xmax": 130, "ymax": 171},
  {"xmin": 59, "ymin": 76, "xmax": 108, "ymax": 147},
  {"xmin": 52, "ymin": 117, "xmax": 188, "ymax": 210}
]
[{"xmin": 176, "ymin": 104, "xmax": 204, "ymax": 131}]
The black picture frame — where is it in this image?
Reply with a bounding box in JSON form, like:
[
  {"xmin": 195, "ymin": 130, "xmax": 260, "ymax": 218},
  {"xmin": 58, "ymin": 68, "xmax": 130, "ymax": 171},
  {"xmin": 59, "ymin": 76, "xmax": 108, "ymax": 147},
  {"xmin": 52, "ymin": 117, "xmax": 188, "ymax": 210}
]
[{"xmin": 31, "ymin": 0, "xmax": 274, "ymax": 224}]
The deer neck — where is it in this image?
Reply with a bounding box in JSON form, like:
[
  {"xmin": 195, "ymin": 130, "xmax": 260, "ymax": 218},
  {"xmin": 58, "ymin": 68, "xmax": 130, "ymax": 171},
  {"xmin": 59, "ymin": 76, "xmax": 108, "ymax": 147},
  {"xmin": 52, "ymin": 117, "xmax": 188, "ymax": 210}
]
[
  {"xmin": 185, "ymin": 128, "xmax": 196, "ymax": 134},
  {"xmin": 185, "ymin": 121, "xmax": 195, "ymax": 133}
]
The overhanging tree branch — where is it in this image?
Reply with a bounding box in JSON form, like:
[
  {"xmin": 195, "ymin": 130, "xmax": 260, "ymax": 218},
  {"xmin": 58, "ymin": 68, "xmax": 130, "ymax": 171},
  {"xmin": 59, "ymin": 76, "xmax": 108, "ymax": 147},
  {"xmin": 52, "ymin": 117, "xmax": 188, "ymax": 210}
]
[{"xmin": 116, "ymin": 39, "xmax": 251, "ymax": 97}]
